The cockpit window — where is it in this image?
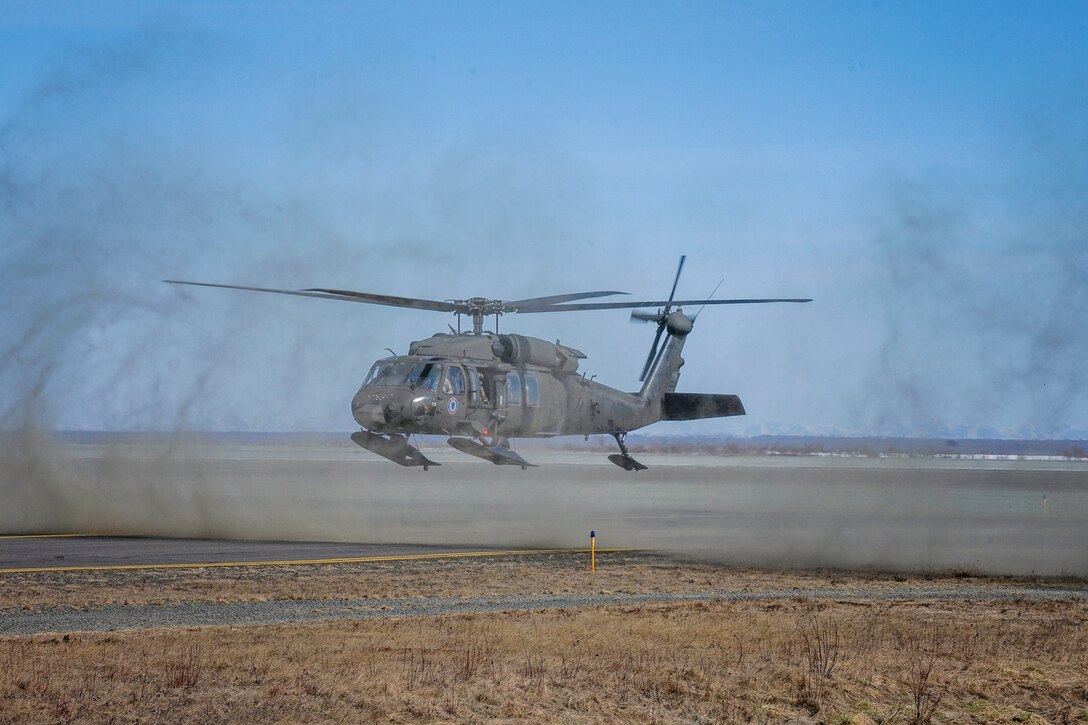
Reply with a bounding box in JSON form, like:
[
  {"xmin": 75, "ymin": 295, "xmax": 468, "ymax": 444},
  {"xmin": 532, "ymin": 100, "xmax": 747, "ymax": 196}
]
[
  {"xmin": 363, "ymin": 362, "xmax": 383, "ymax": 386},
  {"xmin": 367, "ymin": 361, "xmax": 414, "ymax": 386},
  {"xmin": 364, "ymin": 360, "xmax": 445, "ymax": 388}
]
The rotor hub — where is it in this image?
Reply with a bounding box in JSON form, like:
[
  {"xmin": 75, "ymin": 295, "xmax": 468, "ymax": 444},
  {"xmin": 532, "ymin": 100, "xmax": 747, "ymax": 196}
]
[
  {"xmin": 448, "ymin": 298, "xmax": 511, "ymax": 334},
  {"xmin": 666, "ymin": 310, "xmax": 693, "ymax": 336}
]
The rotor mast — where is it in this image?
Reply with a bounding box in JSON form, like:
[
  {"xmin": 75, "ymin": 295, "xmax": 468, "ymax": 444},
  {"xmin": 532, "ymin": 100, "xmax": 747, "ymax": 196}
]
[
  {"xmin": 455, "ymin": 296, "xmax": 530, "ymax": 334},
  {"xmin": 457, "ymin": 297, "xmax": 501, "ymax": 335}
]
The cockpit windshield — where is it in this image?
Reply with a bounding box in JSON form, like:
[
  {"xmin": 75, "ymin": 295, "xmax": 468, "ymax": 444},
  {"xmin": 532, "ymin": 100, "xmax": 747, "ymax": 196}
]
[{"xmin": 364, "ymin": 360, "xmax": 445, "ymax": 389}]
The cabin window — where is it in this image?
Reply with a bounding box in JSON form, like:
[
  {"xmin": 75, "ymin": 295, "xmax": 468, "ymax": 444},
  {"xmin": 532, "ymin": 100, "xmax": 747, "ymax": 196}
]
[
  {"xmin": 443, "ymin": 366, "xmax": 466, "ymax": 395},
  {"xmin": 467, "ymin": 369, "xmax": 480, "ymax": 407},
  {"xmin": 478, "ymin": 372, "xmax": 491, "ymax": 406},
  {"xmin": 524, "ymin": 374, "xmax": 540, "ymax": 407},
  {"xmin": 506, "ymin": 372, "xmax": 521, "ymax": 405},
  {"xmin": 363, "ymin": 362, "xmax": 382, "ymax": 386}
]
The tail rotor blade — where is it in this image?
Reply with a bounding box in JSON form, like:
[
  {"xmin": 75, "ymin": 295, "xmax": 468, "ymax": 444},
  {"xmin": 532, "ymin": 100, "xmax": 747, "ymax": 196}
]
[
  {"xmin": 665, "ymin": 255, "xmax": 686, "ymax": 310},
  {"xmin": 630, "ymin": 310, "xmax": 659, "ymax": 323},
  {"xmin": 641, "ymin": 255, "xmax": 684, "ymax": 382},
  {"xmin": 639, "ymin": 323, "xmax": 666, "ymax": 382}
]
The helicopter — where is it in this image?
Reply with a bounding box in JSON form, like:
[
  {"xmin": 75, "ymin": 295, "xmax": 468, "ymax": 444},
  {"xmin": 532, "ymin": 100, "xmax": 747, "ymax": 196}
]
[{"xmin": 166, "ymin": 256, "xmax": 809, "ymax": 471}]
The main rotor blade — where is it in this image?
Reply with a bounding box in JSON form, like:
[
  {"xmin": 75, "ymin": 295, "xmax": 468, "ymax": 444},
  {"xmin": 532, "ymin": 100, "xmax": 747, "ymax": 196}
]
[
  {"xmin": 507, "ymin": 290, "xmax": 628, "ymax": 309},
  {"xmin": 516, "ymin": 298, "xmax": 812, "ymax": 313},
  {"xmin": 305, "ymin": 287, "xmax": 461, "ymax": 312},
  {"xmin": 164, "ymin": 280, "xmax": 459, "ymax": 312}
]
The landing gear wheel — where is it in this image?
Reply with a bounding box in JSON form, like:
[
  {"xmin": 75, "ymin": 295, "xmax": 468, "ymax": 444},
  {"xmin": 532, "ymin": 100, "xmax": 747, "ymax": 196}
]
[{"xmin": 608, "ymin": 433, "xmax": 648, "ymax": 471}]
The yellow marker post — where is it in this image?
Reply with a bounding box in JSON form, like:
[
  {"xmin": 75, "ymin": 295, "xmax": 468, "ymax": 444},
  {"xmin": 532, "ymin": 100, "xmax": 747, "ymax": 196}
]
[{"xmin": 590, "ymin": 530, "xmax": 596, "ymax": 572}]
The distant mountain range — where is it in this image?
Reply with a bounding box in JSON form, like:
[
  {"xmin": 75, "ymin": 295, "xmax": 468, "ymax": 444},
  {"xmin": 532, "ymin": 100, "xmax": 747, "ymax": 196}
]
[
  {"xmin": 563, "ymin": 434, "xmax": 1088, "ymax": 459},
  {"xmin": 658, "ymin": 420, "xmax": 1088, "ymax": 441}
]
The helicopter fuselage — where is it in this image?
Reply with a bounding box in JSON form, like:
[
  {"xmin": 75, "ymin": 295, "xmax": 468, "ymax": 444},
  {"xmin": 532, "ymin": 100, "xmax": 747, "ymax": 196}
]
[
  {"xmin": 166, "ymin": 254, "xmax": 803, "ymax": 470},
  {"xmin": 351, "ymin": 332, "xmax": 665, "ymax": 439}
]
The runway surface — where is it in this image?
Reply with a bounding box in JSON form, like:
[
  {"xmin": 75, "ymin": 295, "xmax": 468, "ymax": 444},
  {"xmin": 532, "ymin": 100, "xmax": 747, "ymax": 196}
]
[
  {"xmin": 0, "ymin": 536, "xmax": 560, "ymax": 573},
  {"xmin": 3, "ymin": 440, "xmax": 1087, "ymax": 576}
]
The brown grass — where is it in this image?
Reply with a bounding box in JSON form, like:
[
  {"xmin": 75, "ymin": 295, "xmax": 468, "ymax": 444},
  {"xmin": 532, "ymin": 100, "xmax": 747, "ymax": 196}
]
[
  {"xmin": 3, "ymin": 596, "xmax": 1087, "ymax": 724},
  {"xmin": 3, "ymin": 554, "xmax": 1087, "ymax": 722}
]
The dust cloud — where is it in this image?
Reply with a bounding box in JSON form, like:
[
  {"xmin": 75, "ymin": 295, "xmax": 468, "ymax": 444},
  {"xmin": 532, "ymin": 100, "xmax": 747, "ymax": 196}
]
[
  {"xmin": 862, "ymin": 116, "xmax": 1088, "ymax": 437},
  {"xmin": 3, "ymin": 27, "xmax": 1086, "ymax": 579},
  {"xmin": 0, "ymin": 26, "xmax": 278, "ymax": 433},
  {"xmin": 0, "ymin": 25, "xmax": 594, "ymax": 435},
  {"xmin": 0, "ymin": 28, "xmax": 607, "ymax": 556},
  {"xmin": 3, "ymin": 439, "xmax": 1086, "ymax": 578}
]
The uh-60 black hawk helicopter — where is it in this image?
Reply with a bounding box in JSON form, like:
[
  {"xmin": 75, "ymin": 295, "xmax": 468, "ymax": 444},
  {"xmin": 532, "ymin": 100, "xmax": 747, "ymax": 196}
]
[{"xmin": 167, "ymin": 256, "xmax": 809, "ymax": 471}]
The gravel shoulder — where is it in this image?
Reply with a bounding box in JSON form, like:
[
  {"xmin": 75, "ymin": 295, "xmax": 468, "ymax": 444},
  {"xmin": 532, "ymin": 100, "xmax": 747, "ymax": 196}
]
[
  {"xmin": 4, "ymin": 550, "xmax": 1086, "ymax": 611},
  {"xmin": 4, "ymin": 584, "xmax": 1088, "ymax": 636},
  {"xmin": 2, "ymin": 551, "xmax": 1086, "ymax": 635}
]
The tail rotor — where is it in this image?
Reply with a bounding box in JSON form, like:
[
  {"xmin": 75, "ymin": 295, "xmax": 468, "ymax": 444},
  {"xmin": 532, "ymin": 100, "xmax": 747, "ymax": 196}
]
[{"xmin": 631, "ymin": 255, "xmax": 686, "ymax": 382}]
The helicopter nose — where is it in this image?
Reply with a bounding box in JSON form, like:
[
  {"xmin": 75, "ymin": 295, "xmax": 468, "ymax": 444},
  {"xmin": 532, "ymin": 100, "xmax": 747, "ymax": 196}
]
[
  {"xmin": 353, "ymin": 402, "xmax": 386, "ymax": 429},
  {"xmin": 352, "ymin": 388, "xmax": 424, "ymax": 429},
  {"xmin": 352, "ymin": 389, "xmax": 388, "ymax": 429}
]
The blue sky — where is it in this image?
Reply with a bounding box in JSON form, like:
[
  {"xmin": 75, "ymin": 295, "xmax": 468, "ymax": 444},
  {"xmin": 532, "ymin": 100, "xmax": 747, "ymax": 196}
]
[{"xmin": 1, "ymin": 1, "xmax": 1086, "ymax": 436}]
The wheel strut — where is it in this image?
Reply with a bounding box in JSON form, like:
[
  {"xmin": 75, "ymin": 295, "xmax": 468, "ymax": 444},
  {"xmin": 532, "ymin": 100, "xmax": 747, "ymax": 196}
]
[{"xmin": 613, "ymin": 432, "xmax": 631, "ymax": 457}]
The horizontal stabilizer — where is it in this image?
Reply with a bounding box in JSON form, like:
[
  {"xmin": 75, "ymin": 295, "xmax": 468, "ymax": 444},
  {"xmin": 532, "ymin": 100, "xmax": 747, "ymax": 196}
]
[{"xmin": 662, "ymin": 393, "xmax": 745, "ymax": 421}]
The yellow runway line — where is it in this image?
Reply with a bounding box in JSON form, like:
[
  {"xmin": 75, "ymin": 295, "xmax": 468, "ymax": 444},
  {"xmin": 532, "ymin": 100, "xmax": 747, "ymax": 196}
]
[
  {"xmin": 0, "ymin": 534, "xmax": 100, "ymax": 540},
  {"xmin": 0, "ymin": 548, "xmax": 637, "ymax": 574}
]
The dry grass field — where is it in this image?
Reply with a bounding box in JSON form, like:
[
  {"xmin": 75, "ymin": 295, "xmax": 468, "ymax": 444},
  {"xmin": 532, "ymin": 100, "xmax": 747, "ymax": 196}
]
[{"xmin": 2, "ymin": 554, "xmax": 1087, "ymax": 724}]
